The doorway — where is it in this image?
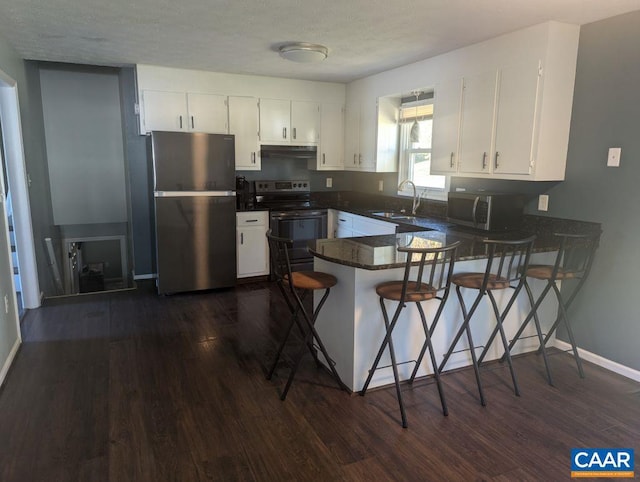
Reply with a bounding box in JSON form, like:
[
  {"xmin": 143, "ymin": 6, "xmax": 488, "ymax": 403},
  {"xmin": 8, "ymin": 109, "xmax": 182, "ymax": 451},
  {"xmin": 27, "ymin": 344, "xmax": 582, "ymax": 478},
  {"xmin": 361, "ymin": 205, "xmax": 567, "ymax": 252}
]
[
  {"xmin": 0, "ymin": 119, "xmax": 23, "ymax": 316},
  {"xmin": 0, "ymin": 69, "xmax": 40, "ymax": 312}
]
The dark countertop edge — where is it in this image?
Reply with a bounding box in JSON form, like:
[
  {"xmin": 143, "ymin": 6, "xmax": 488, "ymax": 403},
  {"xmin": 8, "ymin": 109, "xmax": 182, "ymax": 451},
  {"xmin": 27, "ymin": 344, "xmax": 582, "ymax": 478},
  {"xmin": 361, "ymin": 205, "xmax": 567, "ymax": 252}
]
[{"xmin": 308, "ymin": 233, "xmax": 561, "ymax": 271}]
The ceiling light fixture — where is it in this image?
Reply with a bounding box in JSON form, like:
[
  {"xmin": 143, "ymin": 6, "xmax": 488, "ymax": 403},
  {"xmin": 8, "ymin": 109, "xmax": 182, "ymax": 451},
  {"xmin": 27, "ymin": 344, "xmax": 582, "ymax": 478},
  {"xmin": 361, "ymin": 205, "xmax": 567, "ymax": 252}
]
[
  {"xmin": 279, "ymin": 42, "xmax": 328, "ymax": 63},
  {"xmin": 410, "ymin": 90, "xmax": 422, "ymax": 143}
]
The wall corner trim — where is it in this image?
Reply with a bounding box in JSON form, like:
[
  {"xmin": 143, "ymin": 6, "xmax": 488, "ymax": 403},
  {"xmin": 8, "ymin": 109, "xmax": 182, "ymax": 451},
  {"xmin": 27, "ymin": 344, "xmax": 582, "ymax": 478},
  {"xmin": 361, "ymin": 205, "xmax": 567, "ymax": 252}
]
[
  {"xmin": 0, "ymin": 338, "xmax": 21, "ymax": 389},
  {"xmin": 553, "ymin": 339, "xmax": 640, "ymax": 383}
]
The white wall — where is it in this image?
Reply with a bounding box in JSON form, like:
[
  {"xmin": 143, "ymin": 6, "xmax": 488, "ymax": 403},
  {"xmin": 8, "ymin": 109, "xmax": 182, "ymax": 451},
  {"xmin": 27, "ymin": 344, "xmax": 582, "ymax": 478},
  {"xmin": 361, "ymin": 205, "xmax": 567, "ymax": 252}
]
[
  {"xmin": 40, "ymin": 68, "xmax": 127, "ymax": 225},
  {"xmin": 346, "ymin": 21, "xmax": 578, "ymax": 108}
]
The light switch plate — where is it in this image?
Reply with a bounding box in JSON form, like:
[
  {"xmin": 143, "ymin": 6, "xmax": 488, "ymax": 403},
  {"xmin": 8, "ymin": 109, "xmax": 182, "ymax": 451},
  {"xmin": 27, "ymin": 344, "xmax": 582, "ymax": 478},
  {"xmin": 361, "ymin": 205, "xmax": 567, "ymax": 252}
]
[
  {"xmin": 378, "ymin": 180, "xmax": 384, "ymax": 191},
  {"xmin": 326, "ymin": 177, "xmax": 332, "ymax": 188},
  {"xmin": 538, "ymin": 194, "xmax": 549, "ymax": 212},
  {"xmin": 607, "ymin": 147, "xmax": 621, "ymax": 167}
]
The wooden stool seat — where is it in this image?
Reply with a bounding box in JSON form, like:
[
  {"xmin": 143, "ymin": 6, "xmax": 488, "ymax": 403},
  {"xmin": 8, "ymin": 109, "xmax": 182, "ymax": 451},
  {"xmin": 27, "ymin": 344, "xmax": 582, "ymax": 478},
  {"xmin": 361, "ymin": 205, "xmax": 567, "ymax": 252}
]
[
  {"xmin": 285, "ymin": 271, "xmax": 337, "ymax": 291},
  {"xmin": 452, "ymin": 272, "xmax": 511, "ymax": 290},
  {"xmin": 526, "ymin": 265, "xmax": 577, "ymax": 280},
  {"xmin": 375, "ymin": 281, "xmax": 437, "ymax": 302}
]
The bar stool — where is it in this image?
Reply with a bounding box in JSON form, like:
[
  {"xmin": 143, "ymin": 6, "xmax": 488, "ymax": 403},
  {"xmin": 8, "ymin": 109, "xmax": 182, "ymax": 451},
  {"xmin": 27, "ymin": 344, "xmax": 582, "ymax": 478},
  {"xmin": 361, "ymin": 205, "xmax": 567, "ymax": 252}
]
[
  {"xmin": 265, "ymin": 230, "xmax": 345, "ymax": 400},
  {"xmin": 438, "ymin": 235, "xmax": 536, "ymax": 406},
  {"xmin": 503, "ymin": 232, "xmax": 600, "ymax": 385},
  {"xmin": 360, "ymin": 240, "xmax": 461, "ymax": 428}
]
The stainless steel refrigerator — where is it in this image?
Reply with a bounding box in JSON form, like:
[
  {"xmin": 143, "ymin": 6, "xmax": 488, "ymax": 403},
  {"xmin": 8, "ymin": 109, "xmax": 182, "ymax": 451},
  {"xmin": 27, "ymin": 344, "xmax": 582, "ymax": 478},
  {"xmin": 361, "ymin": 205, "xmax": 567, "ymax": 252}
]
[{"xmin": 151, "ymin": 131, "xmax": 236, "ymax": 294}]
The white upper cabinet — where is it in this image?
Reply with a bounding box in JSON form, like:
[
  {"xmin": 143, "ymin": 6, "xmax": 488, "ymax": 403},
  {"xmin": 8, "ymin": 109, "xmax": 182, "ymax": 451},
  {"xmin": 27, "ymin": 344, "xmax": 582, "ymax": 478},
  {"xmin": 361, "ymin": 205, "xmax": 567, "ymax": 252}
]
[
  {"xmin": 312, "ymin": 102, "xmax": 344, "ymax": 170},
  {"xmin": 258, "ymin": 98, "xmax": 290, "ymax": 143},
  {"xmin": 431, "ymin": 78, "xmax": 463, "ymax": 173},
  {"xmin": 344, "ymin": 96, "xmax": 397, "ymax": 173},
  {"xmin": 186, "ymin": 93, "xmax": 228, "ymax": 134},
  {"xmin": 437, "ymin": 60, "xmax": 545, "ymax": 178},
  {"xmin": 291, "ymin": 101, "xmax": 320, "ymax": 144},
  {"xmin": 492, "ymin": 60, "xmax": 541, "ymax": 176},
  {"xmin": 458, "ymin": 70, "xmax": 498, "ymax": 175},
  {"xmin": 142, "ymin": 90, "xmax": 188, "ymax": 132},
  {"xmin": 141, "ymin": 90, "xmax": 228, "ymax": 134},
  {"xmin": 228, "ymin": 96, "xmax": 260, "ymax": 170},
  {"xmin": 259, "ymin": 99, "xmax": 320, "ymax": 145}
]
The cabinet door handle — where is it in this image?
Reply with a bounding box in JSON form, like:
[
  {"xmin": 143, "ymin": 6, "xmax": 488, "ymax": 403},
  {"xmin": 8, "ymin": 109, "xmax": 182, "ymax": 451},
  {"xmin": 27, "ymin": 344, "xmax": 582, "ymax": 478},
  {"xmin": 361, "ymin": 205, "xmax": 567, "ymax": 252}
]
[
  {"xmin": 179, "ymin": 115, "xmax": 183, "ymax": 129},
  {"xmin": 482, "ymin": 152, "xmax": 487, "ymax": 169},
  {"xmin": 495, "ymin": 151, "xmax": 500, "ymax": 169},
  {"xmin": 359, "ymin": 154, "xmax": 362, "ymax": 165},
  {"xmin": 283, "ymin": 127, "xmax": 287, "ymax": 139},
  {"xmin": 353, "ymin": 154, "xmax": 357, "ymax": 165},
  {"xmin": 240, "ymin": 232, "xmax": 244, "ymax": 244},
  {"xmin": 293, "ymin": 127, "xmax": 297, "ymax": 140},
  {"xmin": 191, "ymin": 116, "xmax": 194, "ymax": 129},
  {"xmin": 251, "ymin": 152, "xmax": 256, "ymax": 164},
  {"xmin": 450, "ymin": 152, "xmax": 455, "ymax": 168},
  {"xmin": 245, "ymin": 219, "xmax": 258, "ymax": 223},
  {"xmin": 322, "ymin": 153, "xmax": 326, "ymax": 164}
]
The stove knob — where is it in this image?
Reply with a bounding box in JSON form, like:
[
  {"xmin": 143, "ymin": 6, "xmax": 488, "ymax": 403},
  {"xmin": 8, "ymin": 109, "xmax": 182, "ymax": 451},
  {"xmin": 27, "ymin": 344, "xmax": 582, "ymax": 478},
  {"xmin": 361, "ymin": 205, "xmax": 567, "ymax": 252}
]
[
  {"xmin": 293, "ymin": 183, "xmax": 298, "ymax": 188},
  {"xmin": 303, "ymin": 183, "xmax": 308, "ymax": 188}
]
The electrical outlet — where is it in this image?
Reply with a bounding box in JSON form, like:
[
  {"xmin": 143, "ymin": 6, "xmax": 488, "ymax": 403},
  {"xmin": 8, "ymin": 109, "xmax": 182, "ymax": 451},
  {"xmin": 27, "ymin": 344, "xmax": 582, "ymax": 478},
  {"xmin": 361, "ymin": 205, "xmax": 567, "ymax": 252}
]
[
  {"xmin": 538, "ymin": 194, "xmax": 549, "ymax": 212},
  {"xmin": 378, "ymin": 180, "xmax": 384, "ymax": 192},
  {"xmin": 607, "ymin": 147, "xmax": 621, "ymax": 167},
  {"xmin": 326, "ymin": 177, "xmax": 332, "ymax": 188}
]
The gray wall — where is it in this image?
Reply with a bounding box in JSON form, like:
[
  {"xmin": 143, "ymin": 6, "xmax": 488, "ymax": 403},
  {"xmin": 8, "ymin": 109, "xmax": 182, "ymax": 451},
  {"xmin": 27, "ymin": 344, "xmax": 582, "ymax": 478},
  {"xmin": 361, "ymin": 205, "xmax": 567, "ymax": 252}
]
[
  {"xmin": 120, "ymin": 67, "xmax": 155, "ymax": 278},
  {"xmin": 40, "ymin": 67, "xmax": 127, "ymax": 225},
  {"xmin": 540, "ymin": 11, "xmax": 640, "ymax": 371}
]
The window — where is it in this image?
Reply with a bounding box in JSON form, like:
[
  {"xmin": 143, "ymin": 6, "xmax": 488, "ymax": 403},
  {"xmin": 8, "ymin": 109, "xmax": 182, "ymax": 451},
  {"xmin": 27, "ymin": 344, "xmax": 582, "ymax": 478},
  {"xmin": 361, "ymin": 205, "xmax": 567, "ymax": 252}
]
[{"xmin": 398, "ymin": 100, "xmax": 448, "ymax": 200}]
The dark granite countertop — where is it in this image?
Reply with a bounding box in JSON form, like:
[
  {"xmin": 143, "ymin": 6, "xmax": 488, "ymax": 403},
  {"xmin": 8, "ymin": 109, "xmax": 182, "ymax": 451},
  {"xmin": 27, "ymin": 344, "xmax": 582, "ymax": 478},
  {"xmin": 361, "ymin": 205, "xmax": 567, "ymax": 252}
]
[{"xmin": 308, "ymin": 210, "xmax": 602, "ymax": 270}]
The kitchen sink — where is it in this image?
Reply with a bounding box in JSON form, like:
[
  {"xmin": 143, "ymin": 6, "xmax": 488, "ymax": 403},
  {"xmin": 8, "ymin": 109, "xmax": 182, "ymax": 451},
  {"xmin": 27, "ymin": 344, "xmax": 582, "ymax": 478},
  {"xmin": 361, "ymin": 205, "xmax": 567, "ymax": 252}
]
[{"xmin": 370, "ymin": 211, "xmax": 416, "ymax": 221}]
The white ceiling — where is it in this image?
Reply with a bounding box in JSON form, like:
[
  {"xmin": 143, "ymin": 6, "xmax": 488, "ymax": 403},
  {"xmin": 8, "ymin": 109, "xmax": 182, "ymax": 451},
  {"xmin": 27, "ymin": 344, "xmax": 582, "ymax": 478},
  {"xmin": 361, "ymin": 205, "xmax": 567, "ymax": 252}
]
[{"xmin": 1, "ymin": 0, "xmax": 639, "ymax": 83}]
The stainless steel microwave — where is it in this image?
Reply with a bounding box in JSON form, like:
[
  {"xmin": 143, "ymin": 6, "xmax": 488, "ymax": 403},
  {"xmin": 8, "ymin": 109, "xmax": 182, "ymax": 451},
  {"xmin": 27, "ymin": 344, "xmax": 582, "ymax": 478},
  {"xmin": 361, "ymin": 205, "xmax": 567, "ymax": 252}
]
[{"xmin": 447, "ymin": 192, "xmax": 525, "ymax": 231}]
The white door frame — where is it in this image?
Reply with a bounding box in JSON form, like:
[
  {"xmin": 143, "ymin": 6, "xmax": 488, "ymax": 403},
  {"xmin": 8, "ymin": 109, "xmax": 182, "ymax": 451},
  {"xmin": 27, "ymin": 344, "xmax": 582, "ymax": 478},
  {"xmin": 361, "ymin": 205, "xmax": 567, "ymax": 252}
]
[{"xmin": 0, "ymin": 68, "xmax": 41, "ymax": 309}]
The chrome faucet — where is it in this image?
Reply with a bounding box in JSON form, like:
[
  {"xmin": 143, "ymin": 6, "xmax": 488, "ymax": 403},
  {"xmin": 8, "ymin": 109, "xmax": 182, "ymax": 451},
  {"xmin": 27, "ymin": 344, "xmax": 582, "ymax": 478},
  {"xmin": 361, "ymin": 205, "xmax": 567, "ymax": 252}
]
[{"xmin": 398, "ymin": 179, "xmax": 421, "ymax": 215}]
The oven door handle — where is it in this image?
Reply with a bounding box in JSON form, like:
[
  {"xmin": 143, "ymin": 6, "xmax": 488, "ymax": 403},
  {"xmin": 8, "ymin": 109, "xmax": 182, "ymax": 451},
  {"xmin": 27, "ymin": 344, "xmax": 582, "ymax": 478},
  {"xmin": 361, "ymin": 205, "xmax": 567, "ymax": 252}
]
[{"xmin": 271, "ymin": 212, "xmax": 327, "ymax": 220}]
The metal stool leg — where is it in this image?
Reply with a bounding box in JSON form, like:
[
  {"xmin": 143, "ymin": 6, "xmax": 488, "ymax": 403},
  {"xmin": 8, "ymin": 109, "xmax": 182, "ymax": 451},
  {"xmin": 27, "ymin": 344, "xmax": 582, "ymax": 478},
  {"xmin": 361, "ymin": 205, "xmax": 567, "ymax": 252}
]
[
  {"xmin": 267, "ymin": 288, "xmax": 318, "ymax": 380},
  {"xmin": 486, "ymin": 291, "xmax": 520, "ymax": 396},
  {"xmin": 414, "ymin": 302, "xmax": 448, "ymax": 416},
  {"xmin": 410, "ymin": 297, "xmax": 446, "ymax": 383},
  {"xmin": 439, "ymin": 286, "xmax": 486, "ymax": 406},
  {"xmin": 360, "ymin": 297, "xmax": 408, "ymax": 427},
  {"xmin": 360, "ymin": 298, "xmax": 402, "ymax": 394},
  {"xmin": 552, "ymin": 284, "xmax": 585, "ymax": 378},
  {"xmin": 280, "ymin": 287, "xmax": 344, "ymax": 400}
]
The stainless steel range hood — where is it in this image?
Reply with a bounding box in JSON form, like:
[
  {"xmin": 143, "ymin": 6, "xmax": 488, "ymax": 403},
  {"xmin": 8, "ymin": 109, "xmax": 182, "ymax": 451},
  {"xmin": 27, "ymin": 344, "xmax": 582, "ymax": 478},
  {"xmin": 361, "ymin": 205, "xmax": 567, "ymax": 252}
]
[{"xmin": 260, "ymin": 144, "xmax": 318, "ymax": 159}]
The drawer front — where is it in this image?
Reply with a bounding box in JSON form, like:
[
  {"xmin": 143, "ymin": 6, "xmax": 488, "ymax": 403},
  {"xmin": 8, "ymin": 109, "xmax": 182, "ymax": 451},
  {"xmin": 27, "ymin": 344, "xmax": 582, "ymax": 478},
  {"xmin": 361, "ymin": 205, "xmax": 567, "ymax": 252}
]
[
  {"xmin": 237, "ymin": 211, "xmax": 268, "ymax": 227},
  {"xmin": 336, "ymin": 212, "xmax": 353, "ymax": 229},
  {"xmin": 352, "ymin": 215, "xmax": 397, "ymax": 236}
]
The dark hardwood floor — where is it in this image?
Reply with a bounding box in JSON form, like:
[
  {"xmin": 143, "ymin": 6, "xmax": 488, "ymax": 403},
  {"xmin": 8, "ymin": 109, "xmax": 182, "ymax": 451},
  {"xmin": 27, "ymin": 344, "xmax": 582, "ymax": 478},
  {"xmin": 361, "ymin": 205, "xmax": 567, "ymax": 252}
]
[{"xmin": 0, "ymin": 281, "xmax": 638, "ymax": 481}]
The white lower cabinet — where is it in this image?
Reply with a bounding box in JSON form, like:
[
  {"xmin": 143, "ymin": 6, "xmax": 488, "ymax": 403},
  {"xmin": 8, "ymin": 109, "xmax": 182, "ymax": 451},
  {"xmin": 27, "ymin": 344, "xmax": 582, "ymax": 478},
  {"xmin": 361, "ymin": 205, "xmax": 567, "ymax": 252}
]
[
  {"xmin": 236, "ymin": 211, "xmax": 269, "ymax": 278},
  {"xmin": 330, "ymin": 210, "xmax": 397, "ymax": 238}
]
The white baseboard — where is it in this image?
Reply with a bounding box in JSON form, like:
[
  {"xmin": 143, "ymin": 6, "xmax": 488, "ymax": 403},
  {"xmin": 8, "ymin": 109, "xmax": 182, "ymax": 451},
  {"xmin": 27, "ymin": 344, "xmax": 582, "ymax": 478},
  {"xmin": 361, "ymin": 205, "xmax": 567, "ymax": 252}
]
[
  {"xmin": 133, "ymin": 273, "xmax": 157, "ymax": 280},
  {"xmin": 553, "ymin": 339, "xmax": 640, "ymax": 383},
  {"xmin": 0, "ymin": 338, "xmax": 21, "ymax": 388}
]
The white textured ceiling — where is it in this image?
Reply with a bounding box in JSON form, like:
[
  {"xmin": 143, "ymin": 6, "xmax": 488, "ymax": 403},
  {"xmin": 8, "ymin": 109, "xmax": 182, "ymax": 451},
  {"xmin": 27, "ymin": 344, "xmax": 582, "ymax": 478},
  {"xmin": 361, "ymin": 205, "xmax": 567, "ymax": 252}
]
[{"xmin": 1, "ymin": 0, "xmax": 639, "ymax": 83}]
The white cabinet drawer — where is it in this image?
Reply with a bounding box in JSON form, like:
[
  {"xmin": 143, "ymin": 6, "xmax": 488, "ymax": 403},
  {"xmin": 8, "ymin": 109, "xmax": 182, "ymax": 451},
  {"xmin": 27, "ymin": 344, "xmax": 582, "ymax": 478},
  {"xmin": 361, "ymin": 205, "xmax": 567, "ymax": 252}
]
[{"xmin": 237, "ymin": 211, "xmax": 268, "ymax": 227}]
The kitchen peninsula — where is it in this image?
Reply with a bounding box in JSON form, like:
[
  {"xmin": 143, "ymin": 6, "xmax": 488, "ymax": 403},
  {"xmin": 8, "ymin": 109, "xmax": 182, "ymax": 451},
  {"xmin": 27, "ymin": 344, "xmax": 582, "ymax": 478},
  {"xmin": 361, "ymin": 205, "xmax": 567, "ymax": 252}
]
[{"xmin": 307, "ymin": 221, "xmax": 593, "ymax": 393}]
